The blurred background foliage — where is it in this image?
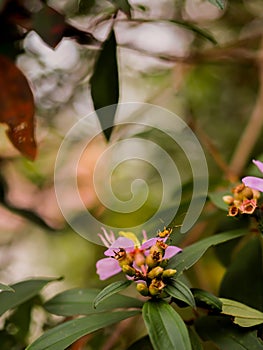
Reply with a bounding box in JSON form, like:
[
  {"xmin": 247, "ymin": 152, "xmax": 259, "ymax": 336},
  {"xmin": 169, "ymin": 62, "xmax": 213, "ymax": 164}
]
[{"xmin": 0, "ymin": 0, "xmax": 263, "ymax": 349}]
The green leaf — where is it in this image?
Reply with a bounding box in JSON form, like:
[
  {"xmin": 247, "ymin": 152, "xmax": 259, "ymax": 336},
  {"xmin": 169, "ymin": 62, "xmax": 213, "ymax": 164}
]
[
  {"xmin": 90, "ymin": 29, "xmax": 119, "ymax": 140},
  {"xmin": 127, "ymin": 336, "xmax": 154, "ymax": 350},
  {"xmin": 209, "ymin": 190, "xmax": 229, "ymax": 211},
  {"xmin": 219, "ymin": 236, "xmax": 263, "ymax": 312},
  {"xmin": 26, "ymin": 310, "xmax": 140, "ymax": 350},
  {"xmin": 93, "ymin": 280, "xmax": 132, "ymax": 308},
  {"xmin": 220, "ymin": 298, "xmax": 263, "ymax": 328},
  {"xmin": 192, "ymin": 288, "xmax": 222, "ymax": 312},
  {"xmin": 0, "ymin": 282, "xmax": 14, "ymax": 293},
  {"xmin": 168, "ymin": 229, "xmax": 246, "ymax": 275},
  {"xmin": 195, "ymin": 316, "xmax": 263, "ymax": 350},
  {"xmin": 188, "ymin": 327, "xmax": 204, "ymax": 350},
  {"xmin": 208, "ymin": 0, "xmax": 225, "ymax": 10},
  {"xmin": 142, "ymin": 300, "xmax": 192, "ymax": 350},
  {"xmin": 166, "ymin": 279, "xmax": 196, "ymax": 308},
  {"xmin": 5, "ymin": 298, "xmax": 37, "ymax": 344},
  {"xmin": 44, "ymin": 288, "xmax": 143, "ymax": 316},
  {"xmin": 0, "ymin": 278, "xmax": 60, "ymax": 316}
]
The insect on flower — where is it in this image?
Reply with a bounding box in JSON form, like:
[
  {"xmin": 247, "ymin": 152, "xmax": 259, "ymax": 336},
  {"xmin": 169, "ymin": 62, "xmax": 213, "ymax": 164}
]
[{"xmin": 96, "ymin": 228, "xmax": 182, "ymax": 296}]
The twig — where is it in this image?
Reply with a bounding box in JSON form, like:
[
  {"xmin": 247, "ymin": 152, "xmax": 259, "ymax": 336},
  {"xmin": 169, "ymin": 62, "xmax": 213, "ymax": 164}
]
[{"xmin": 228, "ymin": 37, "xmax": 263, "ymax": 179}]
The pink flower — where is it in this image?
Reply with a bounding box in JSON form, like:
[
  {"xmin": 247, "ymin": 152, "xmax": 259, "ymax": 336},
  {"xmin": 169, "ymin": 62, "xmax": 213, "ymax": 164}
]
[
  {"xmin": 96, "ymin": 229, "xmax": 182, "ymax": 281},
  {"xmin": 242, "ymin": 160, "xmax": 263, "ymax": 192}
]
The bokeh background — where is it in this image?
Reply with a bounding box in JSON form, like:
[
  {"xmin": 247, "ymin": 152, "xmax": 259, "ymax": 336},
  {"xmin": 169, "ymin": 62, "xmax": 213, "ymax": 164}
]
[{"xmin": 0, "ymin": 0, "xmax": 263, "ymax": 348}]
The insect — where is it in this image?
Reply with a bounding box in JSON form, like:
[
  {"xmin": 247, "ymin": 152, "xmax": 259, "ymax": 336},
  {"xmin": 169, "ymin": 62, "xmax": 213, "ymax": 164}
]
[{"xmin": 157, "ymin": 224, "xmax": 182, "ymax": 238}]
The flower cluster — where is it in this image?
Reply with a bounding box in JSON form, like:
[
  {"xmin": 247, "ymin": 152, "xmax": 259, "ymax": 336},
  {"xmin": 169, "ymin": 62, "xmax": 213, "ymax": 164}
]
[
  {"xmin": 96, "ymin": 228, "xmax": 182, "ymax": 297},
  {"xmin": 223, "ymin": 183, "xmax": 259, "ymax": 216},
  {"xmin": 222, "ymin": 159, "xmax": 263, "ymax": 217}
]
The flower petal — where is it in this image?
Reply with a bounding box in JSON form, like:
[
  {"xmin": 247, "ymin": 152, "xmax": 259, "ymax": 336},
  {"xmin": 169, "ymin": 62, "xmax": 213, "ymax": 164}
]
[
  {"xmin": 242, "ymin": 176, "xmax": 263, "ymax": 192},
  {"xmin": 96, "ymin": 258, "xmax": 121, "ymax": 280},
  {"xmin": 253, "ymin": 159, "xmax": 263, "ymax": 174},
  {"xmin": 164, "ymin": 246, "xmax": 182, "ymax": 259},
  {"xmin": 104, "ymin": 237, "xmax": 135, "ymax": 256},
  {"xmin": 141, "ymin": 238, "xmax": 158, "ymax": 250}
]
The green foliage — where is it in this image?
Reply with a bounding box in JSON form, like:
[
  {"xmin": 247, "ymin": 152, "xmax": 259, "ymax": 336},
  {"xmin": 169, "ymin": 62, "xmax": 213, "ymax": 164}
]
[
  {"xmin": 195, "ymin": 316, "xmax": 263, "ymax": 349},
  {"xmin": 142, "ymin": 300, "xmax": 192, "ymax": 350},
  {"xmin": 0, "ymin": 282, "xmax": 14, "ymax": 292},
  {"xmin": 220, "ymin": 236, "xmax": 263, "ymax": 311},
  {"xmin": 188, "ymin": 327, "xmax": 204, "ymax": 350},
  {"xmin": 93, "ymin": 280, "xmax": 132, "ymax": 308},
  {"xmin": 44, "ymin": 288, "xmax": 143, "ymax": 316},
  {"xmin": 90, "ymin": 29, "xmax": 119, "ymax": 140},
  {"xmin": 192, "ymin": 288, "xmax": 222, "ymax": 312},
  {"xmin": 167, "ymin": 229, "xmax": 246, "ymax": 274},
  {"xmin": 0, "ymin": 278, "xmax": 60, "ymax": 316},
  {"xmin": 26, "ymin": 310, "xmax": 140, "ymax": 350},
  {"xmin": 220, "ymin": 298, "xmax": 263, "ymax": 328},
  {"xmin": 165, "ymin": 279, "xmax": 196, "ymax": 308}
]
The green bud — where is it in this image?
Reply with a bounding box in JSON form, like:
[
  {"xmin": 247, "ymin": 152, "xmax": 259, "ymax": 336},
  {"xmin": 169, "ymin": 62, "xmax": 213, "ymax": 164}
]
[
  {"xmin": 148, "ymin": 266, "xmax": 164, "ymax": 279},
  {"xmin": 136, "ymin": 283, "xmax": 149, "ymax": 296},
  {"xmin": 122, "ymin": 264, "xmax": 136, "ymax": 277},
  {"xmin": 145, "ymin": 254, "xmax": 158, "ymax": 268},
  {"xmin": 162, "ymin": 269, "xmax": 177, "ymax": 279},
  {"xmin": 149, "ymin": 279, "xmax": 166, "ymax": 296}
]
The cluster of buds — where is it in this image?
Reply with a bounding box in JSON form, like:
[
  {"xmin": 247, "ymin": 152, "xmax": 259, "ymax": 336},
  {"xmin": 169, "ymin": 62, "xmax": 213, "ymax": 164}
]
[
  {"xmin": 96, "ymin": 228, "xmax": 181, "ymax": 297},
  {"xmin": 119, "ymin": 239, "xmax": 177, "ymax": 297},
  {"xmin": 223, "ymin": 183, "xmax": 260, "ymax": 217}
]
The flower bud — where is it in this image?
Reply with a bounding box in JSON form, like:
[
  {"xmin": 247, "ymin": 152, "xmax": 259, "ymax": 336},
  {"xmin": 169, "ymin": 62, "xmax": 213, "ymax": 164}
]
[
  {"xmin": 150, "ymin": 241, "xmax": 167, "ymax": 256},
  {"xmin": 149, "ymin": 279, "xmax": 165, "ymax": 296},
  {"xmin": 145, "ymin": 254, "xmax": 159, "ymax": 268},
  {"xmin": 148, "ymin": 266, "xmax": 164, "ymax": 279},
  {"xmin": 162, "ymin": 269, "xmax": 177, "ymax": 279},
  {"xmin": 222, "ymin": 195, "xmax": 234, "ymax": 205},
  {"xmin": 136, "ymin": 283, "xmax": 149, "ymax": 296},
  {"xmin": 122, "ymin": 264, "xmax": 136, "ymax": 277},
  {"xmin": 242, "ymin": 187, "xmax": 254, "ymax": 200}
]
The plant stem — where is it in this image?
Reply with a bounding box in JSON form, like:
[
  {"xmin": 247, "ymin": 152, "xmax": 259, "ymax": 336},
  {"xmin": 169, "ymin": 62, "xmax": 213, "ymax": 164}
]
[{"xmin": 228, "ymin": 38, "xmax": 263, "ymax": 179}]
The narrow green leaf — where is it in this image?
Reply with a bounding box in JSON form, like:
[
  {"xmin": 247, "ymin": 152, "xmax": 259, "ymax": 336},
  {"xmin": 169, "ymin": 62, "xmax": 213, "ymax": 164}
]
[
  {"xmin": 26, "ymin": 310, "xmax": 140, "ymax": 350},
  {"xmin": 142, "ymin": 300, "xmax": 192, "ymax": 350},
  {"xmin": 0, "ymin": 282, "xmax": 14, "ymax": 293},
  {"xmin": 220, "ymin": 298, "xmax": 263, "ymax": 328},
  {"xmin": 93, "ymin": 280, "xmax": 131, "ymax": 308},
  {"xmin": 208, "ymin": 0, "xmax": 225, "ymax": 10},
  {"xmin": 195, "ymin": 316, "xmax": 263, "ymax": 350},
  {"xmin": 192, "ymin": 288, "xmax": 222, "ymax": 312},
  {"xmin": 168, "ymin": 229, "xmax": 246, "ymax": 275},
  {"xmin": 166, "ymin": 279, "xmax": 195, "ymax": 308},
  {"xmin": 0, "ymin": 278, "xmax": 60, "ymax": 316},
  {"xmin": 90, "ymin": 29, "xmax": 119, "ymax": 140},
  {"xmin": 44, "ymin": 288, "xmax": 143, "ymax": 316},
  {"xmin": 219, "ymin": 237, "xmax": 263, "ymax": 312}
]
